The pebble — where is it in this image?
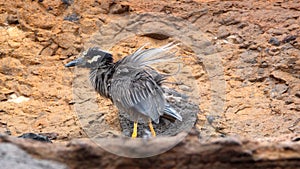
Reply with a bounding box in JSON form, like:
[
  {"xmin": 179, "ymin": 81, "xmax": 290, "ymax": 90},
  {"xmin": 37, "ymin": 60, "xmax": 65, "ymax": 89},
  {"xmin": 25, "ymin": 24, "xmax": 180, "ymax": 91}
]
[
  {"xmin": 179, "ymin": 85, "xmax": 192, "ymax": 92},
  {"xmin": 269, "ymin": 37, "xmax": 280, "ymax": 46},
  {"xmin": 61, "ymin": 0, "xmax": 73, "ymax": 5},
  {"xmin": 282, "ymin": 35, "xmax": 297, "ymax": 43},
  {"xmin": 206, "ymin": 115, "xmax": 215, "ymax": 124},
  {"xmin": 7, "ymin": 94, "xmax": 30, "ymax": 103},
  {"xmin": 260, "ymin": 61, "xmax": 268, "ymax": 68},
  {"xmin": 237, "ymin": 22, "xmax": 248, "ymax": 29},
  {"xmin": 274, "ymin": 84, "xmax": 289, "ymax": 95},
  {"xmin": 6, "ymin": 15, "xmax": 18, "ymax": 24},
  {"xmin": 64, "ymin": 13, "xmax": 80, "ymax": 22},
  {"xmin": 227, "ymin": 34, "xmax": 244, "ymax": 44},
  {"xmin": 18, "ymin": 133, "xmax": 52, "ymax": 143},
  {"xmin": 295, "ymin": 92, "xmax": 300, "ymax": 98},
  {"xmin": 266, "ymin": 47, "xmax": 280, "ymax": 56}
]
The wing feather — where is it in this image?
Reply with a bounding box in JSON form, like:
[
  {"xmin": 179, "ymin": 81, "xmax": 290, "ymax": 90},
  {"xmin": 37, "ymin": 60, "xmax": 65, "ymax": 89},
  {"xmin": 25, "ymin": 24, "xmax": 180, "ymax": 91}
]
[
  {"xmin": 110, "ymin": 43, "xmax": 180, "ymax": 123},
  {"xmin": 119, "ymin": 43, "xmax": 179, "ymax": 68},
  {"xmin": 110, "ymin": 69, "xmax": 165, "ymax": 123}
]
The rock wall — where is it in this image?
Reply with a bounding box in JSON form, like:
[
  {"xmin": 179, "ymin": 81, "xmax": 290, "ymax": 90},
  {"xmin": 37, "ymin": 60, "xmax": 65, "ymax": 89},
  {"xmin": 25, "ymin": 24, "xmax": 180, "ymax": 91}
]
[{"xmin": 0, "ymin": 0, "xmax": 299, "ymax": 168}]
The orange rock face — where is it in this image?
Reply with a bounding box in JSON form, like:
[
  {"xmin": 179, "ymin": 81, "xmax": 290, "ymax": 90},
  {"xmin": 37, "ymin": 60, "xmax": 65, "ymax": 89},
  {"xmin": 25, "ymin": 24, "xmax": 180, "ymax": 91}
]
[
  {"xmin": 0, "ymin": 0, "xmax": 300, "ymax": 168},
  {"xmin": 0, "ymin": 0, "xmax": 299, "ymax": 165}
]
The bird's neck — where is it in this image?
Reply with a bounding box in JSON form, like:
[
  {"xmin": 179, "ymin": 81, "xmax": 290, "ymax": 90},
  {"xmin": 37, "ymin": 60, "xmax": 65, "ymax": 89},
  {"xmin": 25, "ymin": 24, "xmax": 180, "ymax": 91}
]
[{"xmin": 89, "ymin": 64, "xmax": 115, "ymax": 99}]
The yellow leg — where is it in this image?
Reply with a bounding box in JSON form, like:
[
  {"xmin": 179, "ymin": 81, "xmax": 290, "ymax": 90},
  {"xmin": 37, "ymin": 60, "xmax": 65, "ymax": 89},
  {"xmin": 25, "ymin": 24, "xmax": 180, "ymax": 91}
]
[
  {"xmin": 131, "ymin": 122, "xmax": 138, "ymax": 138},
  {"xmin": 148, "ymin": 120, "xmax": 156, "ymax": 137}
]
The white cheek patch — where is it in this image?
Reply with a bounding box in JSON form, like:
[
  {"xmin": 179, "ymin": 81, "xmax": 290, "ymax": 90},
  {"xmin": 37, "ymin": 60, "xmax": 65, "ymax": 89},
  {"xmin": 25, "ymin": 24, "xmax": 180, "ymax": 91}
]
[{"xmin": 87, "ymin": 55, "xmax": 102, "ymax": 64}]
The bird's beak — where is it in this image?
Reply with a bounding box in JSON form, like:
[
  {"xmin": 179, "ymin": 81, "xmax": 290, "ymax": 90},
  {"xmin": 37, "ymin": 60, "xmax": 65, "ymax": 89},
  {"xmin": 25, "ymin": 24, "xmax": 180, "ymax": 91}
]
[{"xmin": 65, "ymin": 58, "xmax": 83, "ymax": 67}]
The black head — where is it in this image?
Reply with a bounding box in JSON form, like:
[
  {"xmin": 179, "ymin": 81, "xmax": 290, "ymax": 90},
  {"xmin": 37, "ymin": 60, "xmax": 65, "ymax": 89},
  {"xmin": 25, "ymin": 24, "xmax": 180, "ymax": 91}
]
[{"xmin": 65, "ymin": 47, "xmax": 113, "ymax": 68}]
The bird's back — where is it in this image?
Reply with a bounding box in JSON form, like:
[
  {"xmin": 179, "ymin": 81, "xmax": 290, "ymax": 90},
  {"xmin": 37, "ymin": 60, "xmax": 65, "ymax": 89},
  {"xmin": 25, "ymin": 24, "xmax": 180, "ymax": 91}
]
[{"xmin": 109, "ymin": 43, "xmax": 182, "ymax": 124}]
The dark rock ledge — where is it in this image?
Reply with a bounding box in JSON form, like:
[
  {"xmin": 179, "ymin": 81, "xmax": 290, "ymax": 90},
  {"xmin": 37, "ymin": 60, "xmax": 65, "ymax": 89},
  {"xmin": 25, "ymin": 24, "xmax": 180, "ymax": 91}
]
[{"xmin": 0, "ymin": 133, "xmax": 300, "ymax": 169}]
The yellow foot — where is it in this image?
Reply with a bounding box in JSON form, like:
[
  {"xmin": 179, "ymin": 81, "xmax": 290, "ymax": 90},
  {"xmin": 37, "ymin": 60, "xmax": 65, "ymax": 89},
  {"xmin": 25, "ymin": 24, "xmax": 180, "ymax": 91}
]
[
  {"xmin": 148, "ymin": 120, "xmax": 156, "ymax": 137},
  {"xmin": 131, "ymin": 121, "xmax": 138, "ymax": 138}
]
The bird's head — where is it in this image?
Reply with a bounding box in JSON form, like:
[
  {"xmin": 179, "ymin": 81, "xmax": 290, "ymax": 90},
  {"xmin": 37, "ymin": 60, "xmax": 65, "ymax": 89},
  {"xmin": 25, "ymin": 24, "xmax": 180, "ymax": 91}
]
[{"xmin": 65, "ymin": 47, "xmax": 113, "ymax": 68}]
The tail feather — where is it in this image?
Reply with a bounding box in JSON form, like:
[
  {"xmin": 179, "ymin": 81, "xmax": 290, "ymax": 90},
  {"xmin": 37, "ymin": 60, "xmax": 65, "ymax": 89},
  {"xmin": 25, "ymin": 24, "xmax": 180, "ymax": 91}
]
[{"xmin": 162, "ymin": 104, "xmax": 182, "ymax": 122}]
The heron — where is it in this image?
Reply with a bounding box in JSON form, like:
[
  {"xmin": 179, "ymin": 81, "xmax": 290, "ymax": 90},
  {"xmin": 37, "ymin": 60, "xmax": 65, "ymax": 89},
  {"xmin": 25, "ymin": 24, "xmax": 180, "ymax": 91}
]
[{"xmin": 65, "ymin": 43, "xmax": 182, "ymax": 138}]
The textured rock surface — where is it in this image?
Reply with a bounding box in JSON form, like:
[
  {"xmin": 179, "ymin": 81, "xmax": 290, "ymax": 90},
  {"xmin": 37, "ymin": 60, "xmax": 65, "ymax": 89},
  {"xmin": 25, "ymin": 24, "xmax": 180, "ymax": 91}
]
[
  {"xmin": 0, "ymin": 0, "xmax": 299, "ymax": 168},
  {"xmin": 0, "ymin": 141, "xmax": 68, "ymax": 169},
  {"xmin": 1, "ymin": 133, "xmax": 300, "ymax": 169}
]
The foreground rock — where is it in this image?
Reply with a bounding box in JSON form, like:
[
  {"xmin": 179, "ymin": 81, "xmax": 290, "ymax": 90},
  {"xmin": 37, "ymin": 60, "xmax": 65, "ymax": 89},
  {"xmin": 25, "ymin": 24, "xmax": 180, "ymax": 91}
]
[
  {"xmin": 1, "ymin": 133, "xmax": 300, "ymax": 169},
  {"xmin": 0, "ymin": 141, "xmax": 67, "ymax": 169}
]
